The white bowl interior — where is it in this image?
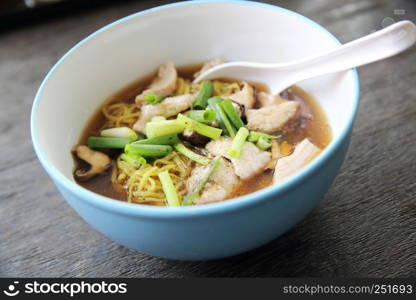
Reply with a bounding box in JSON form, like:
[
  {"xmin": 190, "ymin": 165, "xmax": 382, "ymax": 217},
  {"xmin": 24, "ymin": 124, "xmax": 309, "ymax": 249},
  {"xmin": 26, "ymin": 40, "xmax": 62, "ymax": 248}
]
[{"xmin": 33, "ymin": 2, "xmax": 357, "ymax": 180}]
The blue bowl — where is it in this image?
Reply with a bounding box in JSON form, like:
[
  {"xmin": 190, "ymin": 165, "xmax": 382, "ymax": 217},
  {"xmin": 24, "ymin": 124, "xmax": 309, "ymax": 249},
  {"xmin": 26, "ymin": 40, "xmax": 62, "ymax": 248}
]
[{"xmin": 31, "ymin": 0, "xmax": 359, "ymax": 260}]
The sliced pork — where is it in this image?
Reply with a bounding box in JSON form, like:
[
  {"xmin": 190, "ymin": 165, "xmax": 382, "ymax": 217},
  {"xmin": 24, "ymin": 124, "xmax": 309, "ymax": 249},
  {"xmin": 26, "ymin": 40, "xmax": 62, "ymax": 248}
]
[
  {"xmin": 133, "ymin": 94, "xmax": 195, "ymax": 132},
  {"xmin": 246, "ymin": 101, "xmax": 301, "ymax": 133},
  {"xmin": 187, "ymin": 158, "xmax": 238, "ymax": 204},
  {"xmin": 273, "ymin": 139, "xmax": 321, "ymax": 183},
  {"xmin": 193, "ymin": 58, "xmax": 224, "ymax": 78},
  {"xmin": 205, "ymin": 138, "xmax": 271, "ymax": 180},
  {"xmin": 135, "ymin": 62, "xmax": 177, "ymax": 107},
  {"xmin": 257, "ymin": 91, "xmax": 286, "ymax": 107},
  {"xmin": 229, "ymin": 82, "xmax": 255, "ymax": 109}
]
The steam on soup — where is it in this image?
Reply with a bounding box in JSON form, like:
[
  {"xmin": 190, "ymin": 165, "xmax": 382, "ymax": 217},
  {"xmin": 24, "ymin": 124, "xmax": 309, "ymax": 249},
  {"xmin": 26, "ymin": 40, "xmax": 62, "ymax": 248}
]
[{"xmin": 72, "ymin": 59, "xmax": 331, "ymax": 206}]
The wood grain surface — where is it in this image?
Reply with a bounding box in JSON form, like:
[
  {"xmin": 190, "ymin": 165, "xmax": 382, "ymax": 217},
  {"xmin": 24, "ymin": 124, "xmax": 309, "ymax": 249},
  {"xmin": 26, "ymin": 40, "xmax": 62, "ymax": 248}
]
[{"xmin": 0, "ymin": 0, "xmax": 415, "ymax": 277}]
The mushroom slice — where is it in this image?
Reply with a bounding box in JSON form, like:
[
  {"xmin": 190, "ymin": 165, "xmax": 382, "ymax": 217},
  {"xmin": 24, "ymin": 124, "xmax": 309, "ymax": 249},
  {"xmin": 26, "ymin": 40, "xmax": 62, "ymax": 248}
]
[
  {"xmin": 135, "ymin": 62, "xmax": 178, "ymax": 107},
  {"xmin": 181, "ymin": 128, "xmax": 210, "ymax": 147},
  {"xmin": 265, "ymin": 139, "xmax": 283, "ymax": 169},
  {"xmin": 231, "ymin": 100, "xmax": 245, "ymax": 118},
  {"xmin": 73, "ymin": 145, "xmax": 111, "ymax": 181}
]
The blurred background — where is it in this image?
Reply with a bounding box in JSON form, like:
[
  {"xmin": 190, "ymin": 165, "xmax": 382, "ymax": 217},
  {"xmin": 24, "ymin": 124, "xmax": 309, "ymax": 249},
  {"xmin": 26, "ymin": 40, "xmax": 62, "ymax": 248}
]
[{"xmin": 0, "ymin": 0, "xmax": 415, "ymax": 277}]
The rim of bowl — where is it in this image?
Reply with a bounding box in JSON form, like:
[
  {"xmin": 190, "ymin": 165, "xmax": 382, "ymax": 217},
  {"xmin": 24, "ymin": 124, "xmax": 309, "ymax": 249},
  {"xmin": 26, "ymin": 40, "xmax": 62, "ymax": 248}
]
[{"xmin": 31, "ymin": 0, "xmax": 360, "ymax": 219}]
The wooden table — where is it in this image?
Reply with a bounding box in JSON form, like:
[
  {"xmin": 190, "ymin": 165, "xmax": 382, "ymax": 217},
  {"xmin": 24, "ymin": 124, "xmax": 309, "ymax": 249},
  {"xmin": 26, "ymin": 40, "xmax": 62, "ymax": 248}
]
[{"xmin": 1, "ymin": 0, "xmax": 415, "ymax": 277}]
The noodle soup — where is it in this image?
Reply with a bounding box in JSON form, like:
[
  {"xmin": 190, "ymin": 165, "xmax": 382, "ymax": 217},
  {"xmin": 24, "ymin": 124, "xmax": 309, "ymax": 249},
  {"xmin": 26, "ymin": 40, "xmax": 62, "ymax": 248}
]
[{"xmin": 73, "ymin": 60, "xmax": 331, "ymax": 206}]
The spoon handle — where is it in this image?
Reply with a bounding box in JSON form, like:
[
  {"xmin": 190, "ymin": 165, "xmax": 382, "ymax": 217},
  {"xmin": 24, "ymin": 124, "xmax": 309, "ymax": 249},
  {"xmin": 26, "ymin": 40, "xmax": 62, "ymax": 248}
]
[{"xmin": 287, "ymin": 21, "xmax": 416, "ymax": 82}]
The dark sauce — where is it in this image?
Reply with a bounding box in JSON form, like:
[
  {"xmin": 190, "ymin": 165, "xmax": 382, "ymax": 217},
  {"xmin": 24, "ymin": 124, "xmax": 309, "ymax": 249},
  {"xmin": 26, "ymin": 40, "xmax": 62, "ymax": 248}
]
[{"xmin": 74, "ymin": 64, "xmax": 331, "ymax": 203}]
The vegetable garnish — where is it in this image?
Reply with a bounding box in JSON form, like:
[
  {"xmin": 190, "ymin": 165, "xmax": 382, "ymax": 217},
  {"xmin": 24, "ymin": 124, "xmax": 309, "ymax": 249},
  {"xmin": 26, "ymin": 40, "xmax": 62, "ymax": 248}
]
[
  {"xmin": 125, "ymin": 144, "xmax": 172, "ymax": 158},
  {"xmin": 87, "ymin": 137, "xmax": 133, "ymax": 149},
  {"xmin": 100, "ymin": 127, "xmax": 138, "ymax": 140},
  {"xmin": 227, "ymin": 127, "xmax": 249, "ymax": 158},
  {"xmin": 158, "ymin": 171, "xmax": 181, "ymax": 207},
  {"xmin": 186, "ymin": 110, "xmax": 216, "ymax": 123},
  {"xmin": 174, "ymin": 142, "xmax": 210, "ymax": 165},
  {"xmin": 151, "ymin": 116, "xmax": 167, "ymax": 122},
  {"xmin": 256, "ymin": 136, "xmax": 272, "ymax": 150},
  {"xmin": 192, "ymin": 81, "xmax": 214, "ymax": 109},
  {"xmin": 220, "ymin": 99, "xmax": 244, "ymax": 129},
  {"xmin": 182, "ymin": 157, "xmax": 221, "ymax": 206},
  {"xmin": 120, "ymin": 153, "xmax": 146, "ymax": 168},
  {"xmin": 248, "ymin": 131, "xmax": 281, "ymax": 143},
  {"xmin": 207, "ymin": 97, "xmax": 236, "ymax": 137},
  {"xmin": 145, "ymin": 120, "xmax": 185, "ymax": 138},
  {"xmin": 144, "ymin": 94, "xmax": 165, "ymax": 105},
  {"xmin": 177, "ymin": 113, "xmax": 222, "ymax": 140},
  {"xmin": 132, "ymin": 134, "xmax": 179, "ymax": 146}
]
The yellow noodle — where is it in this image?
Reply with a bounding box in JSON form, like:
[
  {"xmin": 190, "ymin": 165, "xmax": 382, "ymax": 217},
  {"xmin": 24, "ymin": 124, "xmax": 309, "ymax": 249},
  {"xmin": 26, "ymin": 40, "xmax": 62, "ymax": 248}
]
[
  {"xmin": 103, "ymin": 74, "xmax": 241, "ymax": 206},
  {"xmin": 175, "ymin": 77, "xmax": 241, "ymax": 97},
  {"xmin": 113, "ymin": 152, "xmax": 191, "ymax": 205},
  {"xmin": 213, "ymin": 81, "xmax": 240, "ymax": 96},
  {"xmin": 102, "ymin": 102, "xmax": 140, "ymax": 129}
]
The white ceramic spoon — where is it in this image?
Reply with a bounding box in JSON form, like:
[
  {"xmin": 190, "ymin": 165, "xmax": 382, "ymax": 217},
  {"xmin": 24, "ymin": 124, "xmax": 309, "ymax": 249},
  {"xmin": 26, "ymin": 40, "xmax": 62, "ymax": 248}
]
[{"xmin": 194, "ymin": 20, "xmax": 416, "ymax": 95}]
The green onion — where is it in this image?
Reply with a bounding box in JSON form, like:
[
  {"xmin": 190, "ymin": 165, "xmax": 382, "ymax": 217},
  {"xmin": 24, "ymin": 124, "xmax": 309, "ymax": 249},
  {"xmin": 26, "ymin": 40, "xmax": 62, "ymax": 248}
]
[
  {"xmin": 144, "ymin": 94, "xmax": 165, "ymax": 105},
  {"xmin": 125, "ymin": 144, "xmax": 172, "ymax": 157},
  {"xmin": 131, "ymin": 134, "xmax": 179, "ymax": 146},
  {"xmin": 177, "ymin": 114, "xmax": 222, "ymax": 140},
  {"xmin": 248, "ymin": 131, "xmax": 281, "ymax": 142},
  {"xmin": 174, "ymin": 142, "xmax": 210, "ymax": 165},
  {"xmin": 100, "ymin": 127, "xmax": 138, "ymax": 140},
  {"xmin": 145, "ymin": 120, "xmax": 185, "ymax": 138},
  {"xmin": 220, "ymin": 99, "xmax": 245, "ymax": 129},
  {"xmin": 227, "ymin": 127, "xmax": 249, "ymax": 158},
  {"xmin": 87, "ymin": 137, "xmax": 132, "ymax": 149},
  {"xmin": 136, "ymin": 133, "xmax": 146, "ymax": 140},
  {"xmin": 256, "ymin": 137, "xmax": 272, "ymax": 150},
  {"xmin": 158, "ymin": 171, "xmax": 180, "ymax": 207},
  {"xmin": 120, "ymin": 153, "xmax": 146, "ymax": 168},
  {"xmin": 151, "ymin": 116, "xmax": 166, "ymax": 122},
  {"xmin": 186, "ymin": 110, "xmax": 216, "ymax": 123},
  {"xmin": 192, "ymin": 81, "xmax": 214, "ymax": 109},
  {"xmin": 207, "ymin": 97, "xmax": 236, "ymax": 137},
  {"xmin": 182, "ymin": 157, "xmax": 221, "ymax": 206}
]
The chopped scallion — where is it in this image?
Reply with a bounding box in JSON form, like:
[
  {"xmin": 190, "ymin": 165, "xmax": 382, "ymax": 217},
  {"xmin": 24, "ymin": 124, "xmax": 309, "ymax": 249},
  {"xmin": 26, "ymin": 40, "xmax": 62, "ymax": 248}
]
[
  {"xmin": 120, "ymin": 153, "xmax": 146, "ymax": 168},
  {"xmin": 151, "ymin": 116, "xmax": 167, "ymax": 122},
  {"xmin": 220, "ymin": 99, "xmax": 245, "ymax": 129},
  {"xmin": 174, "ymin": 142, "xmax": 210, "ymax": 165},
  {"xmin": 100, "ymin": 127, "xmax": 138, "ymax": 140},
  {"xmin": 177, "ymin": 114, "xmax": 222, "ymax": 140},
  {"xmin": 87, "ymin": 137, "xmax": 132, "ymax": 149},
  {"xmin": 144, "ymin": 94, "xmax": 165, "ymax": 105},
  {"xmin": 145, "ymin": 120, "xmax": 185, "ymax": 138},
  {"xmin": 248, "ymin": 131, "xmax": 281, "ymax": 142},
  {"xmin": 192, "ymin": 81, "xmax": 214, "ymax": 109},
  {"xmin": 182, "ymin": 157, "xmax": 221, "ymax": 206},
  {"xmin": 227, "ymin": 127, "xmax": 249, "ymax": 158},
  {"xmin": 207, "ymin": 96, "xmax": 236, "ymax": 137},
  {"xmin": 131, "ymin": 134, "xmax": 179, "ymax": 146},
  {"xmin": 186, "ymin": 110, "xmax": 216, "ymax": 123},
  {"xmin": 256, "ymin": 137, "xmax": 272, "ymax": 150},
  {"xmin": 125, "ymin": 144, "xmax": 172, "ymax": 157},
  {"xmin": 158, "ymin": 171, "xmax": 180, "ymax": 207}
]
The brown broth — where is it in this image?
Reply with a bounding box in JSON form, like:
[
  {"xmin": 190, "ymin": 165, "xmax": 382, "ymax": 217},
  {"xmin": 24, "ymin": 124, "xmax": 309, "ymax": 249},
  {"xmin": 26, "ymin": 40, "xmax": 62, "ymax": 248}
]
[{"xmin": 74, "ymin": 64, "xmax": 331, "ymax": 204}]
